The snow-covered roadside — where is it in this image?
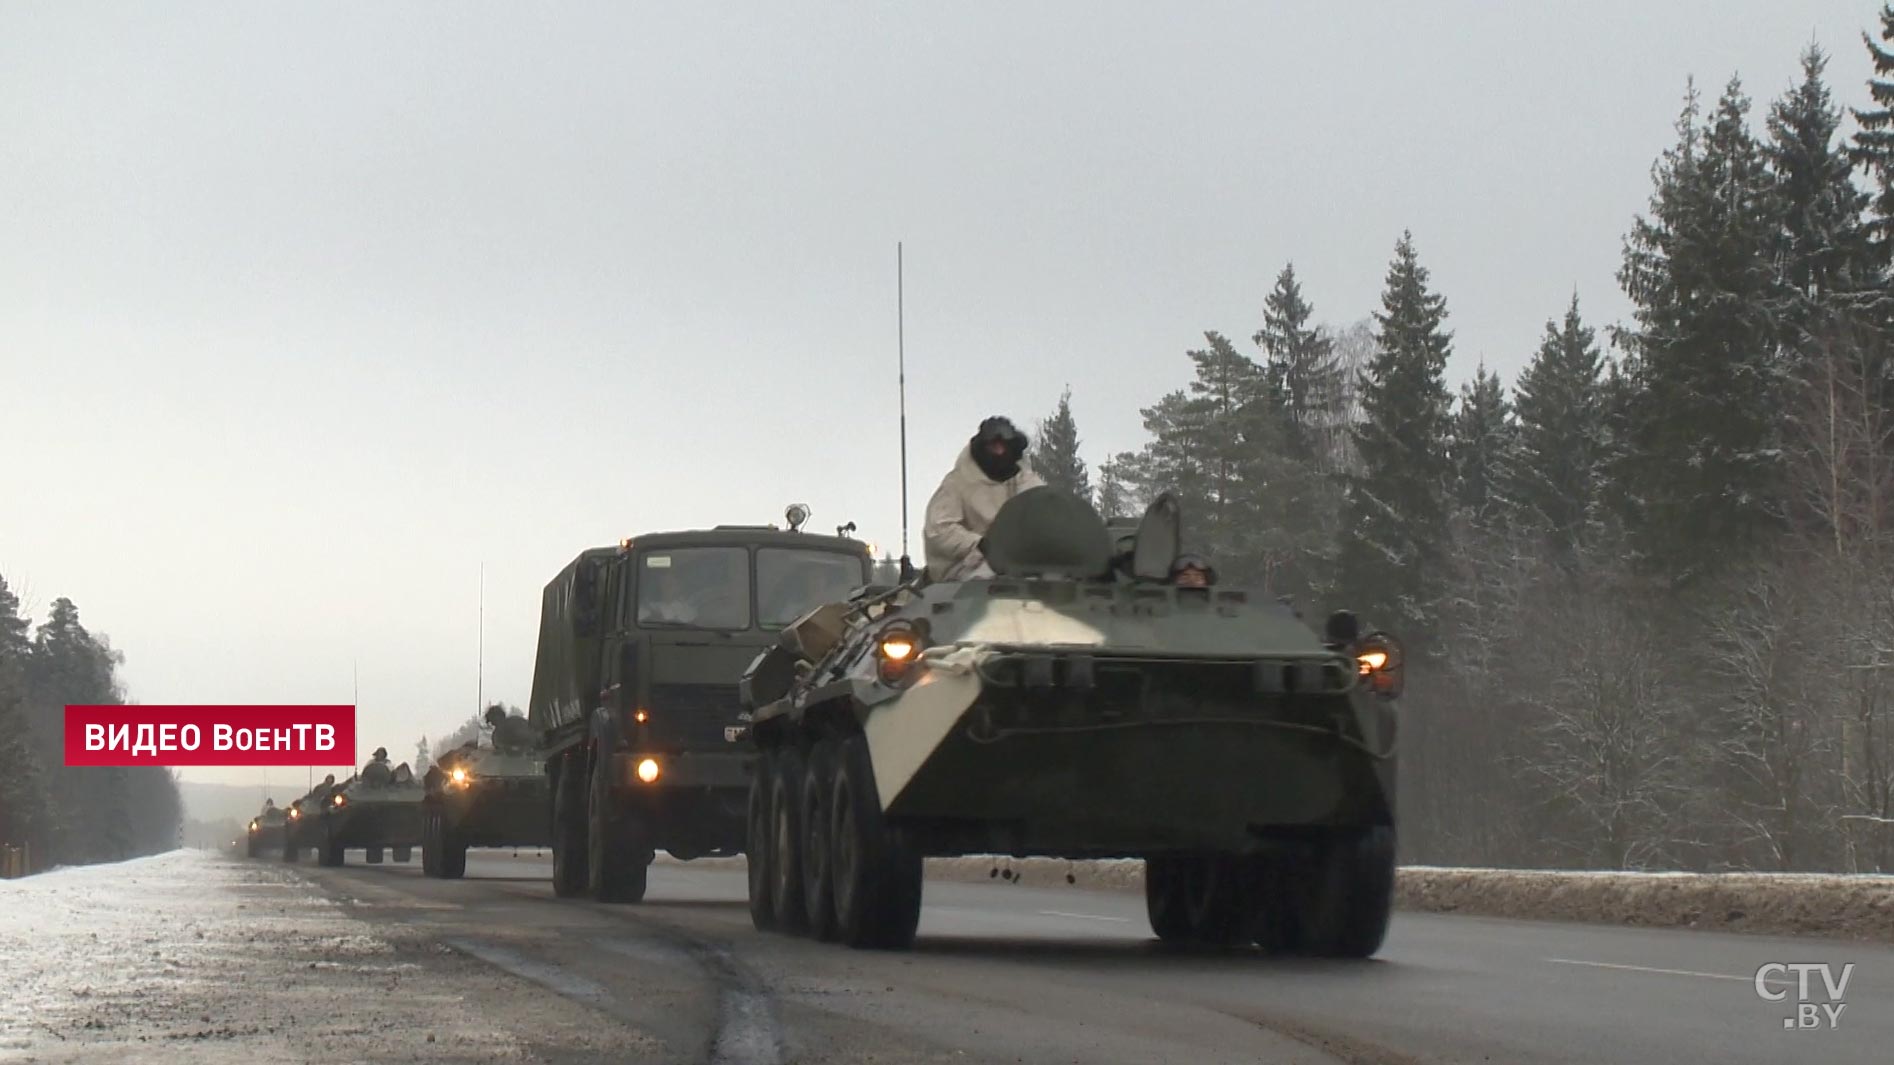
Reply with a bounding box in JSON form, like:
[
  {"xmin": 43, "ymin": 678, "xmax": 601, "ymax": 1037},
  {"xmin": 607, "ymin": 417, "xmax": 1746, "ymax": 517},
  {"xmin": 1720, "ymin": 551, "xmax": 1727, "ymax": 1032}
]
[
  {"xmin": 0, "ymin": 849, "xmax": 533, "ymax": 1063},
  {"xmin": 654, "ymin": 852, "xmax": 1894, "ymax": 941}
]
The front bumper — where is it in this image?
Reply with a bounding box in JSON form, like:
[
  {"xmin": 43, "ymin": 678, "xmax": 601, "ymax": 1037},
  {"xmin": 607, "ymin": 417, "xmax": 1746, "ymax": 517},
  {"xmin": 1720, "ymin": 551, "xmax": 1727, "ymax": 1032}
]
[{"xmin": 612, "ymin": 749, "xmax": 752, "ymax": 791}]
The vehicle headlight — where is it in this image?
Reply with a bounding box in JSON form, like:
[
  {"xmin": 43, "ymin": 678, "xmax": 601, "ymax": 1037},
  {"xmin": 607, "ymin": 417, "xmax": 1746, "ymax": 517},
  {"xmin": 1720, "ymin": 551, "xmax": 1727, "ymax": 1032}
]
[
  {"xmin": 636, "ymin": 758, "xmax": 661, "ymax": 784},
  {"xmin": 1353, "ymin": 632, "xmax": 1404, "ymax": 698},
  {"xmin": 330, "ymin": 793, "xmax": 347, "ymax": 808},
  {"xmin": 874, "ymin": 620, "xmax": 927, "ymax": 685},
  {"xmin": 450, "ymin": 766, "xmax": 469, "ymax": 787},
  {"xmin": 249, "ymin": 820, "xmax": 259, "ymax": 832},
  {"xmin": 289, "ymin": 807, "xmax": 301, "ymax": 820}
]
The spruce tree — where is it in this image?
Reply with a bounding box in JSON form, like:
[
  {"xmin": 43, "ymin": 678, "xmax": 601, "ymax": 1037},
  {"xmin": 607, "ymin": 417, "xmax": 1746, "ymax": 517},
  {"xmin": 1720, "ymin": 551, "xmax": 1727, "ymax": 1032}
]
[
  {"xmin": 1337, "ymin": 232, "xmax": 1456, "ymax": 640},
  {"xmin": 1094, "ymin": 458, "xmax": 1130, "ymax": 521},
  {"xmin": 1852, "ymin": 4, "xmax": 1894, "ymax": 261},
  {"xmin": 1769, "ymin": 45, "xmax": 1872, "ymax": 339},
  {"xmin": 1033, "ymin": 387, "xmax": 1093, "ymax": 502},
  {"xmin": 1617, "ymin": 78, "xmax": 1786, "ymax": 582},
  {"xmin": 1254, "ymin": 263, "xmax": 1345, "ymax": 462},
  {"xmin": 1507, "ymin": 297, "xmax": 1608, "ymax": 560},
  {"xmin": 1449, "ymin": 363, "xmax": 1515, "ymax": 529},
  {"xmin": 0, "ymin": 577, "xmax": 46, "ymax": 849}
]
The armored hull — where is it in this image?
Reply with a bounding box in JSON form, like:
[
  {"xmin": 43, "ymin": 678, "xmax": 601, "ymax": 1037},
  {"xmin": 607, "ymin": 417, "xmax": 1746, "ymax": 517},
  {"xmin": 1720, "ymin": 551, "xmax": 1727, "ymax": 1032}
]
[
  {"xmin": 246, "ymin": 806, "xmax": 287, "ymax": 858},
  {"xmin": 307, "ymin": 760, "xmax": 424, "ymax": 866},
  {"xmin": 423, "ymin": 714, "xmax": 551, "ymax": 878},
  {"xmin": 741, "ymin": 488, "xmax": 1404, "ymax": 956}
]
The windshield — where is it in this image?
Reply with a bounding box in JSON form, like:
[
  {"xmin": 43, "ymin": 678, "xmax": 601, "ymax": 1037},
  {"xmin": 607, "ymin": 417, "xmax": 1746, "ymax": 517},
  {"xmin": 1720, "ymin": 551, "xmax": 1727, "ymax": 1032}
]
[
  {"xmin": 636, "ymin": 547, "xmax": 751, "ymax": 629},
  {"xmin": 757, "ymin": 548, "xmax": 865, "ymax": 628}
]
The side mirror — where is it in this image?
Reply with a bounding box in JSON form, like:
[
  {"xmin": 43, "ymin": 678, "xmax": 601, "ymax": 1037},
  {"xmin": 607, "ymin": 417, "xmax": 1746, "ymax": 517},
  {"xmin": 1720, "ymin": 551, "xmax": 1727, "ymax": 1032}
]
[{"xmin": 1324, "ymin": 610, "xmax": 1361, "ymax": 647}]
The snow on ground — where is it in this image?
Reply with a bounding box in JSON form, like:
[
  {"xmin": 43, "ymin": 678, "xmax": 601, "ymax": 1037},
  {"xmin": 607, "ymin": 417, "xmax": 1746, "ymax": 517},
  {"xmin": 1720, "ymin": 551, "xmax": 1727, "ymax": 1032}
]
[{"xmin": 0, "ymin": 849, "xmax": 538, "ymax": 1064}]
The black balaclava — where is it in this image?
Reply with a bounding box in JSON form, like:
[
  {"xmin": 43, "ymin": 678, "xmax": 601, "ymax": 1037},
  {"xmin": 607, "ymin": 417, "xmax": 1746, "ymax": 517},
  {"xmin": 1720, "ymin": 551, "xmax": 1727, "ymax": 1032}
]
[{"xmin": 970, "ymin": 416, "xmax": 1028, "ymax": 481}]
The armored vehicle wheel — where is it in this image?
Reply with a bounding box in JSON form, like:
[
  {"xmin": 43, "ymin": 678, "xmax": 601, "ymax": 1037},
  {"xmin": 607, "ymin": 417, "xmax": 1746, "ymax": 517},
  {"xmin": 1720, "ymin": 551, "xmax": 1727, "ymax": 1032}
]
[
  {"xmin": 366, "ymin": 846, "xmax": 384, "ymax": 864},
  {"xmin": 587, "ymin": 750, "xmax": 649, "ymax": 903},
  {"xmin": 828, "ymin": 733, "xmax": 922, "ymax": 950},
  {"xmin": 800, "ymin": 740, "xmax": 839, "ymax": 942},
  {"xmin": 421, "ymin": 811, "xmax": 441, "ymax": 877},
  {"xmin": 1181, "ymin": 853, "xmax": 1250, "ymax": 946},
  {"xmin": 551, "ymin": 756, "xmax": 588, "ymax": 898},
  {"xmin": 393, "ymin": 846, "xmax": 412, "ymax": 863},
  {"xmin": 768, "ymin": 746, "xmax": 808, "ymax": 933},
  {"xmin": 1283, "ymin": 826, "xmax": 1395, "ymax": 958},
  {"xmin": 746, "ymin": 750, "xmax": 776, "ymax": 931},
  {"xmin": 281, "ymin": 837, "xmax": 298, "ymax": 862},
  {"xmin": 318, "ymin": 834, "xmax": 344, "ymax": 868},
  {"xmin": 434, "ymin": 810, "xmax": 468, "ymax": 880},
  {"xmin": 1143, "ymin": 855, "xmax": 1193, "ymax": 943}
]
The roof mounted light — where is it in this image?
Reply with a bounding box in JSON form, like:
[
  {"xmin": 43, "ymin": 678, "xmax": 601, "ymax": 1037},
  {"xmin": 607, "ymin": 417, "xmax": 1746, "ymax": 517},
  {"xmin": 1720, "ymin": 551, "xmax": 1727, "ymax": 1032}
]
[{"xmin": 786, "ymin": 504, "xmax": 811, "ymax": 531}]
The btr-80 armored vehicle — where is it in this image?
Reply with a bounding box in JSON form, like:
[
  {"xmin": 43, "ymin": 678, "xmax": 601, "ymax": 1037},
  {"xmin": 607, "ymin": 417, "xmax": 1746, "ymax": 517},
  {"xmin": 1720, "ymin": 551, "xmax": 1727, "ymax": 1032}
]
[
  {"xmin": 422, "ymin": 704, "xmax": 550, "ymax": 878},
  {"xmin": 282, "ymin": 775, "xmax": 341, "ymax": 862},
  {"xmin": 740, "ymin": 488, "xmax": 1404, "ymax": 956},
  {"xmin": 307, "ymin": 750, "xmax": 425, "ymax": 867},
  {"xmin": 246, "ymin": 799, "xmax": 287, "ymax": 858}
]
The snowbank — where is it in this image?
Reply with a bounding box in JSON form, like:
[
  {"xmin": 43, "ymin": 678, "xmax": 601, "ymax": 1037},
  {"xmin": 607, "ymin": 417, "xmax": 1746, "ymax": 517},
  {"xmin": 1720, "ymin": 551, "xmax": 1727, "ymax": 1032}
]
[{"xmin": 654, "ymin": 852, "xmax": 1894, "ymax": 940}]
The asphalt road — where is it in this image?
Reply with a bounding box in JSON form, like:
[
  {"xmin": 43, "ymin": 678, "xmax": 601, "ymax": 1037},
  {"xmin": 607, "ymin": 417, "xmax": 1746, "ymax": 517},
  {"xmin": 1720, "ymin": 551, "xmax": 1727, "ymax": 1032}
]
[{"xmin": 292, "ymin": 849, "xmax": 1892, "ymax": 1065}]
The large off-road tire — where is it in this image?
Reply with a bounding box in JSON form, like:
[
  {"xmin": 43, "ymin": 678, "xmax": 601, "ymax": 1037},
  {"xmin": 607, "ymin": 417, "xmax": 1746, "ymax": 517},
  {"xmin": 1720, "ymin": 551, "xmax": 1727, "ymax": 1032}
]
[
  {"xmin": 1282, "ymin": 826, "xmax": 1395, "ymax": 958},
  {"xmin": 828, "ymin": 734, "xmax": 922, "ymax": 950},
  {"xmin": 318, "ymin": 828, "xmax": 345, "ymax": 868},
  {"xmin": 551, "ymin": 757, "xmax": 589, "ymax": 898},
  {"xmin": 421, "ymin": 810, "xmax": 441, "ymax": 877},
  {"xmin": 1181, "ymin": 852, "xmax": 1250, "ymax": 946},
  {"xmin": 365, "ymin": 846, "xmax": 384, "ymax": 864},
  {"xmin": 746, "ymin": 750, "xmax": 777, "ymax": 931},
  {"xmin": 281, "ymin": 833, "xmax": 298, "ymax": 863},
  {"xmin": 769, "ymin": 746, "xmax": 809, "ymax": 933},
  {"xmin": 1143, "ymin": 854, "xmax": 1193, "ymax": 943},
  {"xmin": 800, "ymin": 740, "xmax": 839, "ymax": 942},
  {"xmin": 437, "ymin": 821, "xmax": 468, "ymax": 880},
  {"xmin": 588, "ymin": 750, "xmax": 650, "ymax": 903},
  {"xmin": 393, "ymin": 845, "xmax": 412, "ymax": 864}
]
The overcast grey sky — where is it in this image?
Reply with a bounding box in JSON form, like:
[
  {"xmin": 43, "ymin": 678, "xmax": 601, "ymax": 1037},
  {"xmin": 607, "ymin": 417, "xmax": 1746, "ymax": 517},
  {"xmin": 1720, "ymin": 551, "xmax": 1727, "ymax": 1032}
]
[{"xmin": 3, "ymin": 1, "xmax": 1881, "ymax": 788}]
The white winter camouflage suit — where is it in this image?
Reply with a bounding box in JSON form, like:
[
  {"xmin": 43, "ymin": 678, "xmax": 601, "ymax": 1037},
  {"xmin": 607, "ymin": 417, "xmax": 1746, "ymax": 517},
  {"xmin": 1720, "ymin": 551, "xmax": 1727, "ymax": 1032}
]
[{"xmin": 923, "ymin": 444, "xmax": 1045, "ymax": 580}]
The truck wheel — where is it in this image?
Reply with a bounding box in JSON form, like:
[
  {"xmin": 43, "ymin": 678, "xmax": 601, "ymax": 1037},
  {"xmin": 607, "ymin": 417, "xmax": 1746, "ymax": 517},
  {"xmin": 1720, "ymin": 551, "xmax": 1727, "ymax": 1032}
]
[
  {"xmin": 800, "ymin": 740, "xmax": 840, "ymax": 941},
  {"xmin": 1285, "ymin": 826, "xmax": 1395, "ymax": 958},
  {"xmin": 366, "ymin": 846, "xmax": 384, "ymax": 865},
  {"xmin": 393, "ymin": 846, "xmax": 412, "ymax": 864},
  {"xmin": 828, "ymin": 733, "xmax": 922, "ymax": 950},
  {"xmin": 551, "ymin": 757, "xmax": 589, "ymax": 898},
  {"xmin": 746, "ymin": 749, "xmax": 776, "ymax": 931},
  {"xmin": 438, "ymin": 823, "xmax": 467, "ymax": 880},
  {"xmin": 588, "ymin": 752, "xmax": 649, "ymax": 903},
  {"xmin": 1182, "ymin": 853, "xmax": 1248, "ymax": 946},
  {"xmin": 1143, "ymin": 855, "xmax": 1192, "ymax": 943},
  {"xmin": 421, "ymin": 811, "xmax": 441, "ymax": 877},
  {"xmin": 769, "ymin": 746, "xmax": 809, "ymax": 933}
]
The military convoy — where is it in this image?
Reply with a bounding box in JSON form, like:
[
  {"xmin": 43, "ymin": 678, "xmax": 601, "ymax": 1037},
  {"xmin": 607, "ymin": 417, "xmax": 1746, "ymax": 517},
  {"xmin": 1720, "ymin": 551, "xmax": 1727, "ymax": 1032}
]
[
  {"xmin": 421, "ymin": 704, "xmax": 549, "ymax": 878},
  {"xmin": 739, "ymin": 489, "xmax": 1404, "ymax": 955},
  {"xmin": 248, "ymin": 491, "xmax": 1405, "ymax": 959},
  {"xmin": 527, "ymin": 505, "xmax": 875, "ymax": 902},
  {"xmin": 268, "ymin": 754, "xmax": 423, "ymax": 866}
]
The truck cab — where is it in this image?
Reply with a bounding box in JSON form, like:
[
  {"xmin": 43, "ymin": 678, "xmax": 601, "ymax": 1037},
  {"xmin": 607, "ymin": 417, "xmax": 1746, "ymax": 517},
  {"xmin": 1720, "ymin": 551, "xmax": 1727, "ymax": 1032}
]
[{"xmin": 530, "ymin": 512, "xmax": 873, "ymax": 902}]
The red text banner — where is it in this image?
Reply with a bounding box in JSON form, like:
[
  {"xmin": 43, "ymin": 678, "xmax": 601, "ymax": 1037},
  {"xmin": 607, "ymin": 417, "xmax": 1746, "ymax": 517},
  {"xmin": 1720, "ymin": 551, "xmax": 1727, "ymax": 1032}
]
[{"xmin": 64, "ymin": 705, "xmax": 356, "ymax": 767}]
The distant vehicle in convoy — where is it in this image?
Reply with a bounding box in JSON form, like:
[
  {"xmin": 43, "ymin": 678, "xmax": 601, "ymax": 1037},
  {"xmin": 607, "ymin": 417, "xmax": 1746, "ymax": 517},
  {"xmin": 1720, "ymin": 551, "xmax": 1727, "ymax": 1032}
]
[
  {"xmin": 529, "ymin": 505, "xmax": 876, "ymax": 903},
  {"xmin": 282, "ymin": 775, "xmax": 341, "ymax": 862},
  {"xmin": 740, "ymin": 488, "xmax": 1405, "ymax": 956},
  {"xmin": 304, "ymin": 750, "xmax": 425, "ymax": 867},
  {"xmin": 422, "ymin": 704, "xmax": 550, "ymax": 878},
  {"xmin": 245, "ymin": 799, "xmax": 287, "ymax": 858}
]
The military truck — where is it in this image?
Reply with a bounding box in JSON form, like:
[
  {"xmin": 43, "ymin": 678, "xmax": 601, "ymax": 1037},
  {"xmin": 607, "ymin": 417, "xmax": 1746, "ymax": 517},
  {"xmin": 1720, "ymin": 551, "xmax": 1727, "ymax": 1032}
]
[
  {"xmin": 530, "ymin": 505, "xmax": 876, "ymax": 902},
  {"xmin": 308, "ymin": 750, "xmax": 425, "ymax": 867},
  {"xmin": 245, "ymin": 798, "xmax": 287, "ymax": 858},
  {"xmin": 422, "ymin": 704, "xmax": 550, "ymax": 878},
  {"xmin": 740, "ymin": 488, "xmax": 1404, "ymax": 955},
  {"xmin": 281, "ymin": 775, "xmax": 340, "ymax": 862}
]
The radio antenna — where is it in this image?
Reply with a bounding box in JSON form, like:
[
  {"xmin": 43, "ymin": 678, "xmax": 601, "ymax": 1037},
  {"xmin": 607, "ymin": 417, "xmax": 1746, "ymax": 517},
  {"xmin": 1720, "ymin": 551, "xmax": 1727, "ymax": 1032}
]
[
  {"xmin": 898, "ymin": 242, "xmax": 913, "ymax": 581},
  {"xmin": 477, "ymin": 561, "xmax": 485, "ymax": 716}
]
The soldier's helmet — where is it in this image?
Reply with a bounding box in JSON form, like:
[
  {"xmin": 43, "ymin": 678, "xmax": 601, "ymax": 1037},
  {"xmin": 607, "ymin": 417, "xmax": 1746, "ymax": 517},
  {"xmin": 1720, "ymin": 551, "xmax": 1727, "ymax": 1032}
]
[
  {"xmin": 372, "ymin": 746, "xmax": 389, "ymax": 761},
  {"xmin": 483, "ymin": 703, "xmax": 508, "ymax": 730},
  {"xmin": 263, "ymin": 798, "xmax": 274, "ymax": 808},
  {"xmin": 322, "ymin": 773, "xmax": 336, "ymax": 787},
  {"xmin": 362, "ymin": 758, "xmax": 393, "ymax": 786}
]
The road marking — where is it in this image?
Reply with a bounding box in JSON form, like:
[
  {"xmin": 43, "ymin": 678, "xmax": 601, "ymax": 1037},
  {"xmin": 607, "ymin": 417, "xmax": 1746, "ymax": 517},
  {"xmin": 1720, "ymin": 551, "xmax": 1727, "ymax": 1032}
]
[
  {"xmin": 1547, "ymin": 957, "xmax": 1792, "ymax": 986},
  {"xmin": 1037, "ymin": 909, "xmax": 1133, "ymax": 923}
]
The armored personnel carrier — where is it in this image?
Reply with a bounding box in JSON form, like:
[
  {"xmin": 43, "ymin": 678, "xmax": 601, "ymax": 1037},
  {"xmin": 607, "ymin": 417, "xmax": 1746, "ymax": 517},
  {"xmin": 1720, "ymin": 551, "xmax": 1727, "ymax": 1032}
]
[
  {"xmin": 245, "ymin": 799, "xmax": 287, "ymax": 858},
  {"xmin": 308, "ymin": 750, "xmax": 425, "ymax": 867},
  {"xmin": 281, "ymin": 775, "xmax": 340, "ymax": 862},
  {"xmin": 740, "ymin": 488, "xmax": 1404, "ymax": 955},
  {"xmin": 422, "ymin": 704, "xmax": 550, "ymax": 878}
]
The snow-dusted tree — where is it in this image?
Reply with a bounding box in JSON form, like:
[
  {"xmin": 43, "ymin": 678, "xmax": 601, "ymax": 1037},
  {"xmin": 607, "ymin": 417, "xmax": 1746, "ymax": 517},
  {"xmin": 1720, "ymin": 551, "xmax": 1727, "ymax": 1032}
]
[
  {"xmin": 1770, "ymin": 44, "xmax": 1872, "ymax": 337},
  {"xmin": 1337, "ymin": 232, "xmax": 1455, "ymax": 642},
  {"xmin": 413, "ymin": 736, "xmax": 432, "ymax": 774},
  {"xmin": 1254, "ymin": 263, "xmax": 1346, "ymax": 462},
  {"xmin": 0, "ymin": 578, "xmax": 45, "ymax": 851},
  {"xmin": 1093, "ymin": 457, "xmax": 1130, "ymax": 521},
  {"xmin": 1033, "ymin": 387, "xmax": 1092, "ymax": 503},
  {"xmin": 1448, "ymin": 363, "xmax": 1515, "ymax": 530},
  {"xmin": 1852, "ymin": 4, "xmax": 1894, "ymax": 263},
  {"xmin": 1616, "ymin": 78, "xmax": 1786, "ymax": 583},
  {"xmin": 1507, "ymin": 297, "xmax": 1608, "ymax": 560}
]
